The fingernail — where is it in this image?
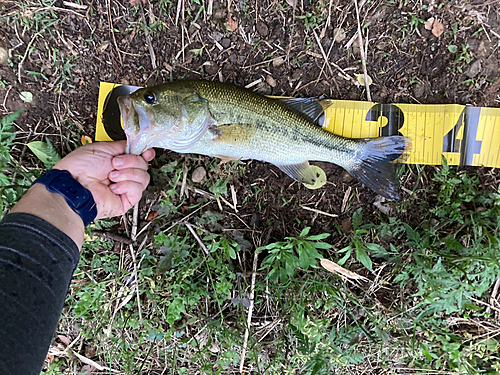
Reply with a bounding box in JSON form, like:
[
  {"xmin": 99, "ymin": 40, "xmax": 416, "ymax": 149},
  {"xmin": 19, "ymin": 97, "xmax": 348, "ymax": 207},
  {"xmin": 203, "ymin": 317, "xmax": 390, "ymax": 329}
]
[
  {"xmin": 110, "ymin": 184, "xmax": 117, "ymax": 190},
  {"xmin": 110, "ymin": 171, "xmax": 119, "ymax": 178},
  {"xmin": 114, "ymin": 156, "xmax": 124, "ymax": 167}
]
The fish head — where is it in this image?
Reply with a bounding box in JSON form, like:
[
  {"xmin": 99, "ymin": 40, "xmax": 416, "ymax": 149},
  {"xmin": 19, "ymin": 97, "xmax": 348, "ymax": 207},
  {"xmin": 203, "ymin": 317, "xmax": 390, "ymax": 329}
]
[{"xmin": 118, "ymin": 86, "xmax": 213, "ymax": 155}]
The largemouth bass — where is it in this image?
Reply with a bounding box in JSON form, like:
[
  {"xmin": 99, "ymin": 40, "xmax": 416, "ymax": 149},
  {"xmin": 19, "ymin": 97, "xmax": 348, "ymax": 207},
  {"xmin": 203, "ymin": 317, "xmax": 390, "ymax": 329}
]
[{"xmin": 117, "ymin": 80, "xmax": 409, "ymax": 199}]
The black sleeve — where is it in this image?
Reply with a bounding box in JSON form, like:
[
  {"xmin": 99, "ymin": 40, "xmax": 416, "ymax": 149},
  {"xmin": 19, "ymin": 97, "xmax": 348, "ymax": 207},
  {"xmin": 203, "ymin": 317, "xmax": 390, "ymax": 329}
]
[{"xmin": 0, "ymin": 213, "xmax": 80, "ymax": 375}]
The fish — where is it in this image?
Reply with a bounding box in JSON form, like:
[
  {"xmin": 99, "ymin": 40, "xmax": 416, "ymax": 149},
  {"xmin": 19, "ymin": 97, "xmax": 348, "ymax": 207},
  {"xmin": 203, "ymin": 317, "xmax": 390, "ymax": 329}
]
[{"xmin": 117, "ymin": 80, "xmax": 409, "ymax": 199}]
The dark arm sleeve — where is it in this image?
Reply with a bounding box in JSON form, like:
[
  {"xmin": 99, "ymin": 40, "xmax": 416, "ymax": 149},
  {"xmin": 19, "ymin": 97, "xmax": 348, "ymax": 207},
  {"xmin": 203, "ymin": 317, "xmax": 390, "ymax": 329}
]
[{"xmin": 0, "ymin": 213, "xmax": 80, "ymax": 375}]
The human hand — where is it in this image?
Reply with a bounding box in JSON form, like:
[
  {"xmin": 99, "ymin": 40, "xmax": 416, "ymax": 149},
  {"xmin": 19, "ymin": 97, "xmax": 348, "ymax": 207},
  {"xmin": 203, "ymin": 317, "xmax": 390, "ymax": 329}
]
[{"xmin": 54, "ymin": 140, "xmax": 155, "ymax": 219}]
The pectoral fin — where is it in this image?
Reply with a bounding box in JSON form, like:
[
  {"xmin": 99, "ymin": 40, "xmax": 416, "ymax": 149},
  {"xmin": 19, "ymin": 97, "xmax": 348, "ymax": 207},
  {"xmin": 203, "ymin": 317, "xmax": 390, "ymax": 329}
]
[{"xmin": 276, "ymin": 161, "xmax": 318, "ymax": 185}]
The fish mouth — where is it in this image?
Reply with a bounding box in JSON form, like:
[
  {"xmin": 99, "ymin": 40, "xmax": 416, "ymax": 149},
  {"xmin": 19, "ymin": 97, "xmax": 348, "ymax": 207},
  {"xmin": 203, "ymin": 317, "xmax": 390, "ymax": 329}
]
[{"xmin": 117, "ymin": 95, "xmax": 156, "ymax": 155}]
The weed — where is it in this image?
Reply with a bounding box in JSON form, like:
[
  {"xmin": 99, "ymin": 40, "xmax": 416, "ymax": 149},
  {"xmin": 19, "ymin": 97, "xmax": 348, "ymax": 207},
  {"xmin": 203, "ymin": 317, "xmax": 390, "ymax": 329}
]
[
  {"xmin": 298, "ymin": 12, "xmax": 324, "ymax": 30},
  {"xmin": 259, "ymin": 227, "xmax": 330, "ymax": 284},
  {"xmin": 0, "ymin": 110, "xmax": 36, "ymax": 219}
]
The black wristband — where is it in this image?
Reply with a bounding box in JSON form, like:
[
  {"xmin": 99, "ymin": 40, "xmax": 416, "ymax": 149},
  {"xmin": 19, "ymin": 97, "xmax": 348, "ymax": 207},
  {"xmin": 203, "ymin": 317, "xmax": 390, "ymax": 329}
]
[{"xmin": 32, "ymin": 169, "xmax": 97, "ymax": 226}]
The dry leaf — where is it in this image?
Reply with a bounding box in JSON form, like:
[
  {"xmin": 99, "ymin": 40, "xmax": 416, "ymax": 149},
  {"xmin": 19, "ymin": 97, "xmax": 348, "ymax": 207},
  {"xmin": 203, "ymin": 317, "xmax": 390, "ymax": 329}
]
[
  {"xmin": 424, "ymin": 17, "xmax": 435, "ymax": 30},
  {"xmin": 81, "ymin": 135, "xmax": 92, "ymax": 145},
  {"xmin": 355, "ymin": 73, "xmax": 373, "ymax": 87},
  {"xmin": 320, "ymin": 258, "xmax": 369, "ymax": 282},
  {"xmin": 333, "ymin": 27, "xmax": 346, "ymax": 43},
  {"xmin": 303, "ymin": 165, "xmax": 327, "ymax": 190},
  {"xmin": 285, "ymin": 0, "xmax": 297, "ymax": 6},
  {"xmin": 146, "ymin": 211, "xmax": 159, "ymax": 221},
  {"xmin": 96, "ymin": 41, "xmax": 109, "ymax": 54},
  {"xmin": 19, "ymin": 91, "xmax": 33, "ymax": 103},
  {"xmin": 226, "ymin": 12, "xmax": 238, "ymax": 32},
  {"xmin": 432, "ymin": 18, "xmax": 444, "ymax": 37},
  {"xmin": 57, "ymin": 335, "xmax": 70, "ymax": 346},
  {"xmin": 129, "ymin": 0, "xmax": 145, "ymax": 6}
]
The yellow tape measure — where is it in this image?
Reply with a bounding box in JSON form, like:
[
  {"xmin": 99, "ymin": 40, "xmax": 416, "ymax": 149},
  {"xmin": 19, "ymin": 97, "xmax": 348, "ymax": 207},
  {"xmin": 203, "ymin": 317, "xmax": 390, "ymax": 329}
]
[{"xmin": 96, "ymin": 82, "xmax": 500, "ymax": 167}]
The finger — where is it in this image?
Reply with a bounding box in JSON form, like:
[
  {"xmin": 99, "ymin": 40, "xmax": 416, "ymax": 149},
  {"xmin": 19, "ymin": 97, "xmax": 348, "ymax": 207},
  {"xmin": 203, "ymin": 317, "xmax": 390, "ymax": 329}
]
[
  {"xmin": 108, "ymin": 168, "xmax": 150, "ymax": 188},
  {"xmin": 142, "ymin": 148, "xmax": 156, "ymax": 162},
  {"xmin": 112, "ymin": 154, "xmax": 149, "ymax": 171},
  {"xmin": 109, "ymin": 180, "xmax": 146, "ymax": 204},
  {"xmin": 90, "ymin": 140, "xmax": 128, "ymax": 156}
]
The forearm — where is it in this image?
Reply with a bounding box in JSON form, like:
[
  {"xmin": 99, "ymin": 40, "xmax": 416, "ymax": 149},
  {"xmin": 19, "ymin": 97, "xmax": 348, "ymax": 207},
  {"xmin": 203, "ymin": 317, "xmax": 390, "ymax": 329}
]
[
  {"xmin": 0, "ymin": 213, "xmax": 80, "ymax": 374},
  {"xmin": 10, "ymin": 183, "xmax": 85, "ymax": 249}
]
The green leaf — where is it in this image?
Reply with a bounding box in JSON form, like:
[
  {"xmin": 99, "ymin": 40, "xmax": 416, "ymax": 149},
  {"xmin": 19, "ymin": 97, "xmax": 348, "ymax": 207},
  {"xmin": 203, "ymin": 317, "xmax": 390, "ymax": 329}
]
[
  {"xmin": 448, "ymin": 45, "xmax": 458, "ymax": 53},
  {"xmin": 300, "ymin": 227, "xmax": 311, "ymax": 237},
  {"xmin": 306, "ymin": 233, "xmax": 330, "ymax": 241},
  {"xmin": 337, "ymin": 247, "xmax": 352, "ymax": 265},
  {"xmin": 228, "ymin": 246, "xmax": 236, "ymax": 259},
  {"xmin": 312, "ymin": 241, "xmax": 332, "ymax": 249},
  {"xmin": 166, "ymin": 297, "xmax": 186, "ymax": 325},
  {"xmin": 0, "ymin": 173, "xmax": 10, "ymax": 187},
  {"xmin": 209, "ymin": 177, "xmax": 229, "ymax": 198},
  {"xmin": 27, "ymin": 139, "xmax": 61, "ymax": 169},
  {"xmin": 355, "ymin": 247, "xmax": 372, "ymax": 271},
  {"xmin": 352, "ymin": 208, "xmax": 363, "ymax": 230}
]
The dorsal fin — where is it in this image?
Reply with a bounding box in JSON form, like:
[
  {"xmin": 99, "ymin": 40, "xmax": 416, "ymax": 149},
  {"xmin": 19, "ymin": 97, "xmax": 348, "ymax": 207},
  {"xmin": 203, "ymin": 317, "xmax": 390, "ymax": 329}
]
[{"xmin": 276, "ymin": 98, "xmax": 331, "ymax": 126}]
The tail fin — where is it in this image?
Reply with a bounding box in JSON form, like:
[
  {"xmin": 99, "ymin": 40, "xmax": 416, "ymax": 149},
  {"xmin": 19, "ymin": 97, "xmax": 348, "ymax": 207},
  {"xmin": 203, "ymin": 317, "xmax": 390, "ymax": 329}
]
[{"xmin": 348, "ymin": 136, "xmax": 410, "ymax": 200}]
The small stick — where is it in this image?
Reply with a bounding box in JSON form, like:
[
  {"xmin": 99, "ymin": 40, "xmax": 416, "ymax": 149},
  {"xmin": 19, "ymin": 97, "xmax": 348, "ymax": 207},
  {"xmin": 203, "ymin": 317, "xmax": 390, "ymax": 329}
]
[
  {"xmin": 129, "ymin": 203, "xmax": 142, "ymax": 325},
  {"xmin": 244, "ymin": 78, "xmax": 262, "ymax": 89},
  {"xmin": 354, "ymin": 0, "xmax": 371, "ymax": 101},
  {"xmin": 341, "ymin": 186, "xmax": 352, "ymax": 213},
  {"xmin": 185, "ymin": 223, "xmax": 209, "ymax": 255},
  {"xmin": 180, "ymin": 168, "xmax": 188, "ymax": 199},
  {"xmin": 301, "ymin": 205, "xmax": 338, "ymax": 218},
  {"xmin": 63, "ymin": 1, "xmax": 88, "ymax": 10},
  {"xmin": 320, "ymin": 0, "xmax": 334, "ymax": 39},
  {"xmin": 132, "ymin": 203, "xmax": 139, "ymax": 240},
  {"xmin": 230, "ymin": 185, "xmax": 238, "ymax": 213},
  {"xmin": 239, "ymin": 248, "xmax": 259, "ymax": 373},
  {"xmin": 139, "ymin": 0, "xmax": 157, "ymax": 69},
  {"xmin": 175, "ymin": 0, "xmax": 182, "ymax": 26},
  {"xmin": 488, "ymin": 276, "xmax": 500, "ymax": 314},
  {"xmin": 107, "ymin": 0, "xmax": 123, "ymax": 65},
  {"xmin": 207, "ymin": 0, "xmax": 213, "ymax": 16},
  {"xmin": 17, "ymin": 33, "xmax": 40, "ymax": 83},
  {"xmin": 129, "ymin": 244, "xmax": 143, "ymax": 325},
  {"xmin": 312, "ymin": 29, "xmax": 334, "ymax": 76},
  {"xmin": 69, "ymin": 350, "xmax": 120, "ymax": 373}
]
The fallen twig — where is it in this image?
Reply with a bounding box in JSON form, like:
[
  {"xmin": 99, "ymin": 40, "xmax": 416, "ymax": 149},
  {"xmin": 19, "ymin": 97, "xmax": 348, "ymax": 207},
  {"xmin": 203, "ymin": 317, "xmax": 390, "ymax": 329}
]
[
  {"xmin": 354, "ymin": 0, "xmax": 371, "ymax": 101},
  {"xmin": 239, "ymin": 247, "xmax": 259, "ymax": 373},
  {"xmin": 129, "ymin": 203, "xmax": 143, "ymax": 325},
  {"xmin": 301, "ymin": 205, "xmax": 338, "ymax": 218},
  {"xmin": 312, "ymin": 29, "xmax": 334, "ymax": 76},
  {"xmin": 17, "ymin": 33, "xmax": 40, "ymax": 84},
  {"xmin": 139, "ymin": 0, "xmax": 157, "ymax": 69},
  {"xmin": 185, "ymin": 223, "xmax": 209, "ymax": 255},
  {"xmin": 107, "ymin": 0, "xmax": 123, "ymax": 65}
]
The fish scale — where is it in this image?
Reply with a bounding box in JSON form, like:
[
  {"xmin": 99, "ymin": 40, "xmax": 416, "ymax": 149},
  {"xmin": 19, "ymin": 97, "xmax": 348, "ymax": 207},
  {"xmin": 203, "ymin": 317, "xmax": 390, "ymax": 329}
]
[{"xmin": 118, "ymin": 80, "xmax": 409, "ymax": 199}]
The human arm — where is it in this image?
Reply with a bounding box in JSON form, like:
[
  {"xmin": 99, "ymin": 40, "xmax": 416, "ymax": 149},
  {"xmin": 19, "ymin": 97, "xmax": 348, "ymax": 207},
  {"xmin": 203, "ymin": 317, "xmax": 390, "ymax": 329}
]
[
  {"xmin": 10, "ymin": 140, "xmax": 155, "ymax": 249},
  {"xmin": 0, "ymin": 140, "xmax": 155, "ymax": 374}
]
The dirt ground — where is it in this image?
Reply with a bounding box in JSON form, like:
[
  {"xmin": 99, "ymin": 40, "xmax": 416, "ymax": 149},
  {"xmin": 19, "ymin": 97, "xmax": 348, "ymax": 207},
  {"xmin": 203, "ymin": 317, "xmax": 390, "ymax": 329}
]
[{"xmin": 1, "ymin": 0, "xmax": 500, "ymax": 372}]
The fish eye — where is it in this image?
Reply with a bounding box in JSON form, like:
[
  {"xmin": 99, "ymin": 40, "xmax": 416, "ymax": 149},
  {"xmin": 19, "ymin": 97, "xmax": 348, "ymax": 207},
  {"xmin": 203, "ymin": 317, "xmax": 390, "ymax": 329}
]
[{"xmin": 144, "ymin": 92, "xmax": 156, "ymax": 104}]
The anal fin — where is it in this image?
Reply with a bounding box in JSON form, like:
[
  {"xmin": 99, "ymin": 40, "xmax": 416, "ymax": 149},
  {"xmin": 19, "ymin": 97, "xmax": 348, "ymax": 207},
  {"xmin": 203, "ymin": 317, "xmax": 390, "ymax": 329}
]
[{"xmin": 276, "ymin": 161, "xmax": 317, "ymax": 185}]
